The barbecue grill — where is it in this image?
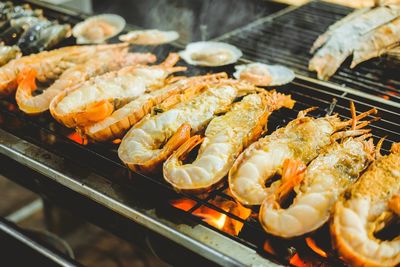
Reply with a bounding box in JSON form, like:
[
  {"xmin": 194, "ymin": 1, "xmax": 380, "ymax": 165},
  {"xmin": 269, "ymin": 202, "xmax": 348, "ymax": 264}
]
[{"xmin": 1, "ymin": 1, "xmax": 399, "ymax": 266}]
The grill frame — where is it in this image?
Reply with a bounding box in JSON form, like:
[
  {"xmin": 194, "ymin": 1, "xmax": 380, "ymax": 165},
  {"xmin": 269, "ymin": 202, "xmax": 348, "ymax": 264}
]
[{"xmin": 0, "ymin": 1, "xmax": 400, "ymax": 266}]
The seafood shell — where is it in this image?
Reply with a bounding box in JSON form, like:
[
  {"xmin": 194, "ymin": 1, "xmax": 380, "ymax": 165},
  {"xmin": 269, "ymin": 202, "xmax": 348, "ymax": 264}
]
[
  {"xmin": 119, "ymin": 29, "xmax": 179, "ymax": 45},
  {"xmin": 72, "ymin": 14, "xmax": 125, "ymax": 44},
  {"xmin": 179, "ymin": 41, "xmax": 242, "ymax": 67},
  {"xmin": 233, "ymin": 63, "xmax": 295, "ymax": 86}
]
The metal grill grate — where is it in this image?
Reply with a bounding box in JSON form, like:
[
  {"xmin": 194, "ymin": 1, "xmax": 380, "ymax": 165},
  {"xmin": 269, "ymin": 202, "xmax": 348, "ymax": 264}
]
[{"xmin": 219, "ymin": 1, "xmax": 400, "ymax": 103}]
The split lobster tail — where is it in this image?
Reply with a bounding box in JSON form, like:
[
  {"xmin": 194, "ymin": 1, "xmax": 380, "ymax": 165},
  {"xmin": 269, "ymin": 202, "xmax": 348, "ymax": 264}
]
[
  {"xmin": 331, "ymin": 142, "xmax": 400, "ymax": 267},
  {"xmin": 163, "ymin": 91, "xmax": 294, "ymax": 193}
]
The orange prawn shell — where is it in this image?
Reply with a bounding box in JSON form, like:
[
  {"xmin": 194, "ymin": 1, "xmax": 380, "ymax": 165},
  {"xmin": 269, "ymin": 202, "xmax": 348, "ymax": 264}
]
[
  {"xmin": 49, "ymin": 83, "xmax": 113, "ymax": 128},
  {"xmin": 84, "ymin": 97, "xmax": 156, "ymax": 142}
]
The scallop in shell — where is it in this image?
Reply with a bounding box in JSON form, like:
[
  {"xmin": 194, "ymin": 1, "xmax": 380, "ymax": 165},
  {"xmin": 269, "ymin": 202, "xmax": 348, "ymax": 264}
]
[
  {"xmin": 233, "ymin": 63, "xmax": 295, "ymax": 86},
  {"xmin": 119, "ymin": 29, "xmax": 179, "ymax": 45},
  {"xmin": 179, "ymin": 41, "xmax": 242, "ymax": 67},
  {"xmin": 72, "ymin": 14, "xmax": 125, "ymax": 44}
]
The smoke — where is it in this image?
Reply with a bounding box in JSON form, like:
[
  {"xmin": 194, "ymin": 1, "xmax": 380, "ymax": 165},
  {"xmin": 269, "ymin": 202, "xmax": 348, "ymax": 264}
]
[
  {"xmin": 93, "ymin": 0, "xmax": 269, "ymax": 50},
  {"xmin": 126, "ymin": 0, "xmax": 268, "ymax": 44},
  {"xmin": 135, "ymin": 0, "xmax": 194, "ymax": 45},
  {"xmin": 197, "ymin": 0, "xmax": 265, "ymax": 39}
]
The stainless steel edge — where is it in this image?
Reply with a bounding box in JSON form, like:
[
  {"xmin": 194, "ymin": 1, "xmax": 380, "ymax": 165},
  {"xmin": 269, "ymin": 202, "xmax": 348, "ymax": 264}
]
[
  {"xmin": 0, "ymin": 129, "xmax": 279, "ymax": 267},
  {"xmin": 0, "ymin": 221, "xmax": 75, "ymax": 267}
]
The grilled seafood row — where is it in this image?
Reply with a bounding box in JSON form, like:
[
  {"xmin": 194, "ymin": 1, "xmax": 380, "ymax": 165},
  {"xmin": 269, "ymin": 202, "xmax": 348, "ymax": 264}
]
[
  {"xmin": 309, "ymin": 3, "xmax": 400, "ymax": 80},
  {"xmin": 1, "ymin": 38, "xmax": 398, "ymax": 267}
]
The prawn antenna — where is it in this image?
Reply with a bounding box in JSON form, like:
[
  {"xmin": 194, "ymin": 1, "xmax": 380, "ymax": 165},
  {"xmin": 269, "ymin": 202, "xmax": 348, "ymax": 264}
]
[{"xmin": 325, "ymin": 98, "xmax": 337, "ymax": 116}]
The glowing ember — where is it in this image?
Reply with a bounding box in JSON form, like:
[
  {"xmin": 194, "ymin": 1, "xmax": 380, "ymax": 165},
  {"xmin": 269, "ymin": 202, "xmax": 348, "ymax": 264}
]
[
  {"xmin": 305, "ymin": 237, "xmax": 328, "ymax": 258},
  {"xmin": 289, "ymin": 253, "xmax": 313, "ymax": 267},
  {"xmin": 263, "ymin": 240, "xmax": 276, "ymax": 256},
  {"xmin": 170, "ymin": 197, "xmax": 251, "ymax": 235},
  {"xmin": 67, "ymin": 131, "xmax": 88, "ymax": 145},
  {"xmin": 170, "ymin": 198, "xmax": 196, "ymax": 212}
]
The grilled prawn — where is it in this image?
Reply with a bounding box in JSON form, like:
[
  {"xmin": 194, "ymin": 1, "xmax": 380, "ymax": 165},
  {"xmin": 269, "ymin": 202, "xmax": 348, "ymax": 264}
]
[
  {"xmin": 50, "ymin": 53, "xmax": 185, "ymax": 128},
  {"xmin": 118, "ymin": 79, "xmax": 260, "ymax": 173},
  {"xmin": 310, "ymin": 7, "xmax": 371, "ymax": 54},
  {"xmin": 351, "ymin": 17, "xmax": 400, "ymax": 67},
  {"xmin": 259, "ymin": 136, "xmax": 375, "ymax": 238},
  {"xmin": 16, "ymin": 49, "xmax": 156, "ymax": 114},
  {"xmin": 331, "ymin": 142, "xmax": 400, "ymax": 267},
  {"xmin": 228, "ymin": 104, "xmax": 377, "ymax": 206},
  {"xmin": 84, "ymin": 73, "xmax": 227, "ymax": 142},
  {"xmin": 163, "ymin": 91, "xmax": 294, "ymax": 193},
  {"xmin": 0, "ymin": 42, "xmax": 128, "ymax": 96},
  {"xmin": 309, "ymin": 5, "xmax": 400, "ymax": 80}
]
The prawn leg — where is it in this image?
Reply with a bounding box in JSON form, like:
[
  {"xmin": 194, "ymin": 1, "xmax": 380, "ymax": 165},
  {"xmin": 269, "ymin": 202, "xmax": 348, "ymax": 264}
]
[{"xmin": 274, "ymin": 159, "xmax": 306, "ymax": 205}]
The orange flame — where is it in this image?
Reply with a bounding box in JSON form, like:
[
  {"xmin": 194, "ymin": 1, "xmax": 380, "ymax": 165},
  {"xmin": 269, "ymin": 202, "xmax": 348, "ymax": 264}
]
[
  {"xmin": 290, "ymin": 253, "xmax": 313, "ymax": 267},
  {"xmin": 305, "ymin": 237, "xmax": 328, "ymax": 258},
  {"xmin": 67, "ymin": 131, "xmax": 88, "ymax": 145},
  {"xmin": 379, "ymin": 91, "xmax": 400, "ymax": 101},
  {"xmin": 170, "ymin": 198, "xmax": 196, "ymax": 212},
  {"xmin": 170, "ymin": 197, "xmax": 251, "ymax": 236}
]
